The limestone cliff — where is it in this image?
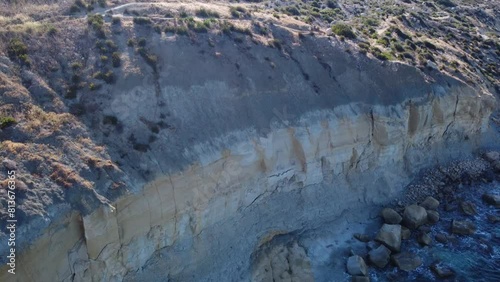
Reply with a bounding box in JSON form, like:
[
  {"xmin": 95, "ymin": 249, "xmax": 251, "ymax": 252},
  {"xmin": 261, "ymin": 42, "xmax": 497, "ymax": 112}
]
[{"xmin": 0, "ymin": 24, "xmax": 496, "ymax": 281}]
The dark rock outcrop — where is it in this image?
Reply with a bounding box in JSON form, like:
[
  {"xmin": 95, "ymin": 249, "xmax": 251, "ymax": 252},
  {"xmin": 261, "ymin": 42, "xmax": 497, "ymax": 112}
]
[
  {"xmin": 381, "ymin": 208, "xmax": 402, "ymax": 224},
  {"xmin": 375, "ymin": 224, "xmax": 402, "ymax": 252},
  {"xmin": 451, "ymin": 220, "xmax": 476, "ymax": 235},
  {"xmin": 403, "ymin": 205, "xmax": 427, "ymax": 229},
  {"xmin": 391, "ymin": 252, "xmax": 422, "ymax": 271},
  {"xmin": 368, "ymin": 245, "xmax": 391, "ymax": 268},
  {"xmin": 420, "ymin": 196, "xmax": 440, "ymax": 210},
  {"xmin": 347, "ymin": 255, "xmax": 368, "ymax": 276}
]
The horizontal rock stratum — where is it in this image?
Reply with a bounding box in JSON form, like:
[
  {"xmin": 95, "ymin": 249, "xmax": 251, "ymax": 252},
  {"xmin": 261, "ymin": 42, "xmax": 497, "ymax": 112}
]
[{"xmin": 0, "ymin": 24, "xmax": 496, "ymax": 281}]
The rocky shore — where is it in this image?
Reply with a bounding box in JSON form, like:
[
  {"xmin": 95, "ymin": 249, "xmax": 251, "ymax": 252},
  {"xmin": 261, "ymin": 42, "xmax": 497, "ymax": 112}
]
[{"xmin": 344, "ymin": 151, "xmax": 500, "ymax": 281}]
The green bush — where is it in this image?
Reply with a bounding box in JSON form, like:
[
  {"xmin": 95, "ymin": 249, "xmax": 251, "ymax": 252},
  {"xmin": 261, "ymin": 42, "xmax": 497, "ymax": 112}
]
[
  {"xmin": 71, "ymin": 62, "xmax": 83, "ymax": 70},
  {"xmin": 103, "ymin": 70, "xmax": 115, "ymax": 84},
  {"xmin": 7, "ymin": 38, "xmax": 30, "ymax": 66},
  {"xmin": 358, "ymin": 41, "xmax": 370, "ymax": 52},
  {"xmin": 392, "ymin": 42, "xmax": 405, "ymax": 52},
  {"xmin": 176, "ymin": 26, "xmax": 189, "ymax": 35},
  {"xmin": 133, "ymin": 17, "xmax": 152, "ymax": 25},
  {"xmin": 93, "ymin": 70, "xmax": 114, "ymax": 83},
  {"xmin": 87, "ymin": 14, "xmax": 105, "ymax": 38},
  {"xmin": 220, "ymin": 21, "xmax": 234, "ymax": 34},
  {"xmin": 164, "ymin": 25, "xmax": 176, "ymax": 33},
  {"xmin": 105, "ymin": 40, "xmax": 118, "ymax": 52},
  {"xmin": 47, "ymin": 25, "xmax": 58, "ymax": 36},
  {"xmin": 179, "ymin": 8, "xmax": 189, "ymax": 18},
  {"xmin": 88, "ymin": 14, "xmax": 104, "ymax": 29},
  {"xmin": 192, "ymin": 21, "xmax": 209, "ymax": 33},
  {"xmin": 138, "ymin": 48, "xmax": 158, "ymax": 69},
  {"xmin": 195, "ymin": 8, "xmax": 220, "ymax": 18},
  {"xmin": 69, "ymin": 4, "xmax": 80, "ymax": 14},
  {"xmin": 230, "ymin": 6, "xmax": 248, "ymax": 18},
  {"xmin": 232, "ymin": 25, "xmax": 252, "ymax": 36},
  {"xmin": 371, "ymin": 47, "xmax": 392, "ymax": 61},
  {"xmin": 284, "ymin": 6, "xmax": 300, "ymax": 16},
  {"xmin": 127, "ymin": 38, "xmax": 135, "ymax": 47},
  {"xmin": 100, "ymin": 55, "xmax": 109, "ymax": 62},
  {"xmin": 112, "ymin": 52, "xmax": 121, "ymax": 67},
  {"xmin": 0, "ymin": 116, "xmax": 16, "ymax": 129},
  {"xmin": 137, "ymin": 38, "xmax": 147, "ymax": 47},
  {"xmin": 423, "ymin": 40, "xmax": 437, "ymax": 50},
  {"xmin": 331, "ymin": 23, "xmax": 356, "ymax": 39},
  {"xmin": 362, "ymin": 17, "xmax": 379, "ymax": 27},
  {"xmin": 93, "ymin": 71, "xmax": 104, "ymax": 79},
  {"xmin": 89, "ymin": 82, "xmax": 101, "ymax": 91},
  {"xmin": 165, "ymin": 24, "xmax": 189, "ymax": 35},
  {"xmin": 376, "ymin": 37, "xmax": 390, "ymax": 47}
]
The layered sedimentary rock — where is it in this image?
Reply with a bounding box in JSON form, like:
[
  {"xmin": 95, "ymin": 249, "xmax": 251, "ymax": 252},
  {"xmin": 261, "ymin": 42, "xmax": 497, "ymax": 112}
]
[{"xmin": 0, "ymin": 31, "xmax": 495, "ymax": 281}]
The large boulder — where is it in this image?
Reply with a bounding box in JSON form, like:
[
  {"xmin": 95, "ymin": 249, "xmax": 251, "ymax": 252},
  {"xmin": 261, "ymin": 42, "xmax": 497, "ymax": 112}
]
[
  {"xmin": 451, "ymin": 220, "xmax": 476, "ymax": 235},
  {"xmin": 375, "ymin": 224, "xmax": 401, "ymax": 252},
  {"xmin": 368, "ymin": 245, "xmax": 391, "ymax": 268},
  {"xmin": 482, "ymin": 194, "xmax": 500, "ymax": 208},
  {"xmin": 381, "ymin": 208, "xmax": 402, "ymax": 224},
  {"xmin": 347, "ymin": 255, "xmax": 368, "ymax": 276},
  {"xmin": 403, "ymin": 205, "xmax": 427, "ymax": 229},
  {"xmin": 391, "ymin": 252, "xmax": 422, "ymax": 271},
  {"xmin": 420, "ymin": 196, "xmax": 439, "ymax": 210}
]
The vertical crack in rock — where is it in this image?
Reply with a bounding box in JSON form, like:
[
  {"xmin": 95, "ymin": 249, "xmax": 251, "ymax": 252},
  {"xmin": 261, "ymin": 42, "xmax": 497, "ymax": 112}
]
[
  {"xmin": 370, "ymin": 108, "xmax": 375, "ymax": 139},
  {"xmin": 443, "ymin": 95, "xmax": 460, "ymax": 137},
  {"xmin": 287, "ymin": 52, "xmax": 320, "ymax": 94},
  {"xmin": 149, "ymin": 154, "xmax": 166, "ymax": 220}
]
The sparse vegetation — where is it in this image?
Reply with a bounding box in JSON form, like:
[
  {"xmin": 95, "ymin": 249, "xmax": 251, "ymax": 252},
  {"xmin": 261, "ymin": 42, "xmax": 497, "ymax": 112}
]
[
  {"xmin": 7, "ymin": 38, "xmax": 30, "ymax": 67},
  {"xmin": 93, "ymin": 70, "xmax": 115, "ymax": 84},
  {"xmin": 87, "ymin": 14, "xmax": 105, "ymax": 38},
  {"xmin": 137, "ymin": 47, "xmax": 158, "ymax": 70},
  {"xmin": 111, "ymin": 52, "xmax": 121, "ymax": 67},
  {"xmin": 230, "ymin": 6, "xmax": 248, "ymax": 18},
  {"xmin": 195, "ymin": 8, "xmax": 220, "ymax": 18},
  {"xmin": 133, "ymin": 17, "xmax": 152, "ymax": 25}
]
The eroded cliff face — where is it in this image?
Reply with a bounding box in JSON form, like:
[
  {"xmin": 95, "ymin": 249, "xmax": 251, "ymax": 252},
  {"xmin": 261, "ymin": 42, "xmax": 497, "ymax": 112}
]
[{"xmin": 0, "ymin": 31, "xmax": 496, "ymax": 281}]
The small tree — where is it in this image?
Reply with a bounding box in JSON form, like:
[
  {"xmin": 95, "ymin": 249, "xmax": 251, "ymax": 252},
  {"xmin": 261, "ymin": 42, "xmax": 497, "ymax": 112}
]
[{"xmin": 331, "ymin": 23, "xmax": 356, "ymax": 39}]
